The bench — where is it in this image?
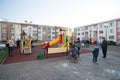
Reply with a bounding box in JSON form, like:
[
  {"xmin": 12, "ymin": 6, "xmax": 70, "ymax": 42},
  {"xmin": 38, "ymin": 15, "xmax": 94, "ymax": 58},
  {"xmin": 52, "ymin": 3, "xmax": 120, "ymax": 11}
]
[{"xmin": 44, "ymin": 47, "xmax": 69, "ymax": 58}]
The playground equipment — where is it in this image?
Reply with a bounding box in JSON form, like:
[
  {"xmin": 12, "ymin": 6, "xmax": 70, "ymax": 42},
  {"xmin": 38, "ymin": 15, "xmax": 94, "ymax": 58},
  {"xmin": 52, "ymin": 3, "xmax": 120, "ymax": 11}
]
[
  {"xmin": 20, "ymin": 39, "xmax": 32, "ymax": 54},
  {"xmin": 40, "ymin": 41, "xmax": 45, "ymax": 46},
  {"xmin": 20, "ymin": 30, "xmax": 32, "ymax": 54},
  {"xmin": 43, "ymin": 28, "xmax": 73, "ymax": 57},
  {"xmin": 43, "ymin": 34, "xmax": 62, "ymax": 49}
]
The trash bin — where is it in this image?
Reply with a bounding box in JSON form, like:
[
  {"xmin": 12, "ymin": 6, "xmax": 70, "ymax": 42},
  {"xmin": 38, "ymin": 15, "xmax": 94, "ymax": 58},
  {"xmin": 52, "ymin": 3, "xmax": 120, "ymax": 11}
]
[{"xmin": 37, "ymin": 54, "xmax": 43, "ymax": 60}]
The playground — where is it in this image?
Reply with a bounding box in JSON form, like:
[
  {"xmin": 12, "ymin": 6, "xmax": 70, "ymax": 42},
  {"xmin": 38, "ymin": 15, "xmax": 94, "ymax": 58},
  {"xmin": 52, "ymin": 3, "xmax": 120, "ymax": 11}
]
[
  {"xmin": 2, "ymin": 28, "xmax": 93, "ymax": 64},
  {"xmin": 3, "ymin": 44, "xmax": 92, "ymax": 64}
]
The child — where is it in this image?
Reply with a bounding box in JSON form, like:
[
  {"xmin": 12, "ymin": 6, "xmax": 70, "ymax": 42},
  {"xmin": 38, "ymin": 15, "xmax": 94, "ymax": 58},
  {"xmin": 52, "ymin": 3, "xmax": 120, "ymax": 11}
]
[{"xmin": 92, "ymin": 44, "xmax": 99, "ymax": 63}]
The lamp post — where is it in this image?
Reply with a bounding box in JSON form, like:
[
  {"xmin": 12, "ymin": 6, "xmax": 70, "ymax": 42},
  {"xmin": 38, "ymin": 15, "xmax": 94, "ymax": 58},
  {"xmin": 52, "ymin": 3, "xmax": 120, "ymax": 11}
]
[
  {"xmin": 104, "ymin": 26, "xmax": 108, "ymax": 40},
  {"xmin": 89, "ymin": 30, "xmax": 92, "ymax": 44}
]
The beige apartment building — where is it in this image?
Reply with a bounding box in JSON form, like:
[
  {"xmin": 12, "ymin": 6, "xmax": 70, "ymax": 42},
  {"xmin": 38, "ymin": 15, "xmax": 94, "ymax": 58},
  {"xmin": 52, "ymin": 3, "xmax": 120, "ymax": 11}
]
[{"xmin": 0, "ymin": 21, "xmax": 69, "ymax": 42}]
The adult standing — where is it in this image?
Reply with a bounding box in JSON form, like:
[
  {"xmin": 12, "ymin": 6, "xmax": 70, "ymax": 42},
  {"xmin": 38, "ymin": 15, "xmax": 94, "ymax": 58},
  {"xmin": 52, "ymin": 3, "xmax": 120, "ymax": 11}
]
[
  {"xmin": 75, "ymin": 38, "xmax": 81, "ymax": 57},
  {"xmin": 16, "ymin": 39, "xmax": 20, "ymax": 48},
  {"xmin": 101, "ymin": 37, "xmax": 108, "ymax": 58},
  {"xmin": 7, "ymin": 38, "xmax": 14, "ymax": 56}
]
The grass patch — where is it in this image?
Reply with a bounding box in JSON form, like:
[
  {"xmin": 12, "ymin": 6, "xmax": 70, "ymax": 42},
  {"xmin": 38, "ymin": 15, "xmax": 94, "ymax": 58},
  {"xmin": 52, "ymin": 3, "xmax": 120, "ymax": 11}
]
[{"xmin": 0, "ymin": 48, "xmax": 8, "ymax": 64}]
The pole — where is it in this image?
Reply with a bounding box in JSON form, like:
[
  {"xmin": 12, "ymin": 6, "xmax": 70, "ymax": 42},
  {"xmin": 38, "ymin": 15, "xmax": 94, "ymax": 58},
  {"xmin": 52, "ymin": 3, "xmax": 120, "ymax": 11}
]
[
  {"xmin": 106, "ymin": 28, "xmax": 107, "ymax": 40},
  {"xmin": 104, "ymin": 26, "xmax": 108, "ymax": 40}
]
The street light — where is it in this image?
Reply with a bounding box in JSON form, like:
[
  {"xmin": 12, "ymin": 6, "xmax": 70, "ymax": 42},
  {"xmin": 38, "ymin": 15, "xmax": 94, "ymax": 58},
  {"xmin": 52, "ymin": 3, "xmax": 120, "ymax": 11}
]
[
  {"xmin": 89, "ymin": 30, "xmax": 92, "ymax": 44},
  {"xmin": 104, "ymin": 26, "xmax": 108, "ymax": 40}
]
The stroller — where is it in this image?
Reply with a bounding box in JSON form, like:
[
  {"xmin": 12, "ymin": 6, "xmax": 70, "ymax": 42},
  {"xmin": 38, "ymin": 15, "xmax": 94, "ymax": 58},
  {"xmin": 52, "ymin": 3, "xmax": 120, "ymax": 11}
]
[{"xmin": 68, "ymin": 46, "xmax": 78, "ymax": 63}]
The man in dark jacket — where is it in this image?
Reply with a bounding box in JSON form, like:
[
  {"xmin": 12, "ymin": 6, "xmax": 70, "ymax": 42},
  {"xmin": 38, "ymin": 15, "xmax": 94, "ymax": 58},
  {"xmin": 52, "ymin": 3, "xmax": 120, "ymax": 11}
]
[
  {"xmin": 101, "ymin": 37, "xmax": 108, "ymax": 58},
  {"xmin": 16, "ymin": 39, "xmax": 20, "ymax": 48}
]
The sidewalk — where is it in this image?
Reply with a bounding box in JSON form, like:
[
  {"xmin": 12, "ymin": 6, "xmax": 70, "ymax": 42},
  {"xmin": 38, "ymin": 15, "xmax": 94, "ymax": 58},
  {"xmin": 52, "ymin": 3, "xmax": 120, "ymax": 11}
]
[{"xmin": 0, "ymin": 50, "xmax": 120, "ymax": 80}]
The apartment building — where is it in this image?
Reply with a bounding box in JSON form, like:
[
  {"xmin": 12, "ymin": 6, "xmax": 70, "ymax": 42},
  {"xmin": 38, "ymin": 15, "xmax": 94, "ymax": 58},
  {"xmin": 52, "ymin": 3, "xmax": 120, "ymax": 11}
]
[
  {"xmin": 0, "ymin": 21, "xmax": 69, "ymax": 41},
  {"xmin": 74, "ymin": 18, "xmax": 120, "ymax": 43}
]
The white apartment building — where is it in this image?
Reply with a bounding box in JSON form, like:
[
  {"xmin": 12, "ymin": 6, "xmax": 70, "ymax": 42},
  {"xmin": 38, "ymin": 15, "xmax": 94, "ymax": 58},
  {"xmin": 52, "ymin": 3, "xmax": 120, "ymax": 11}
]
[{"xmin": 74, "ymin": 18, "xmax": 120, "ymax": 43}]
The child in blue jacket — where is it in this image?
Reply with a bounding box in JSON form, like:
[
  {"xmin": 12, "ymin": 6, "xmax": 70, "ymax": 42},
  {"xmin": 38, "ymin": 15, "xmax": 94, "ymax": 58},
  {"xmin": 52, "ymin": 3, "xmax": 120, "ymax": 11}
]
[{"xmin": 92, "ymin": 44, "xmax": 99, "ymax": 63}]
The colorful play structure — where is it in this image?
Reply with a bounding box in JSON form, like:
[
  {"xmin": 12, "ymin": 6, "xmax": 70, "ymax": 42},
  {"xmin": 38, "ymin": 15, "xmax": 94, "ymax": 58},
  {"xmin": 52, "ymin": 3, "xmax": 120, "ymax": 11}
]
[
  {"xmin": 43, "ymin": 28, "xmax": 73, "ymax": 57},
  {"xmin": 20, "ymin": 39, "xmax": 32, "ymax": 54},
  {"xmin": 20, "ymin": 30, "xmax": 33, "ymax": 54}
]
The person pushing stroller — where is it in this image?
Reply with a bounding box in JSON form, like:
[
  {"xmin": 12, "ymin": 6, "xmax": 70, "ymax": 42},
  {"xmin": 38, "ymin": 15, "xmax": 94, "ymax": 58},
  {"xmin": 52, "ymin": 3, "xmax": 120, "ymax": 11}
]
[{"xmin": 69, "ymin": 45, "xmax": 78, "ymax": 63}]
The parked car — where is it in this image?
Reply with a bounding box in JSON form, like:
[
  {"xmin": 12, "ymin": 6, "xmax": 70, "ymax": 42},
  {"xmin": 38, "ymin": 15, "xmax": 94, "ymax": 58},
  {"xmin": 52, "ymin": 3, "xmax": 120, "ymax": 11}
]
[
  {"xmin": 0, "ymin": 43, "xmax": 6, "ymax": 49},
  {"xmin": 107, "ymin": 41, "xmax": 116, "ymax": 46},
  {"xmin": 116, "ymin": 41, "xmax": 120, "ymax": 46}
]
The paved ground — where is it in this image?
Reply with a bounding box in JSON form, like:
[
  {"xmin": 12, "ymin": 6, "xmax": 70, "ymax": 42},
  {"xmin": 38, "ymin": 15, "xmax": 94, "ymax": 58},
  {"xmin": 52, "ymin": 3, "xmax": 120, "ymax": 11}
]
[{"xmin": 0, "ymin": 46, "xmax": 120, "ymax": 80}]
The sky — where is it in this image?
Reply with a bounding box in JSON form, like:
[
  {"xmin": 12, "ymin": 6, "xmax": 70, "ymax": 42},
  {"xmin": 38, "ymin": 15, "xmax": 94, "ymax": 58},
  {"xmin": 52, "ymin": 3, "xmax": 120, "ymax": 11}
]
[{"xmin": 0, "ymin": 0, "xmax": 120, "ymax": 29}]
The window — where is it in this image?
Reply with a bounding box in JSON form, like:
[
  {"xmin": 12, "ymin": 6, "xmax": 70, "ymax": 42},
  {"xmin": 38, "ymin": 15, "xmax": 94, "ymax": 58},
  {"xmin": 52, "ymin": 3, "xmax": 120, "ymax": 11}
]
[
  {"xmin": 109, "ymin": 29, "xmax": 114, "ymax": 33},
  {"xmin": 48, "ymin": 31, "xmax": 51, "ymax": 34},
  {"xmin": 33, "ymin": 26, "xmax": 37, "ymax": 29},
  {"xmin": 52, "ymin": 28, "xmax": 55, "ymax": 30},
  {"xmin": 93, "ymin": 26, "xmax": 96, "ymax": 28},
  {"xmin": 82, "ymin": 32, "xmax": 84, "ymax": 35},
  {"xmin": 118, "ymin": 20, "xmax": 120, "ymax": 28},
  {"xmin": 52, "ymin": 36, "xmax": 55, "ymax": 39},
  {"xmin": 109, "ymin": 36, "xmax": 114, "ymax": 39},
  {"xmin": 38, "ymin": 27, "xmax": 41, "ymax": 29},
  {"xmin": 99, "ymin": 30, "xmax": 103, "ymax": 34},
  {"xmin": 74, "ymin": 28, "xmax": 77, "ymax": 34},
  {"xmin": 109, "ymin": 22, "xmax": 114, "ymax": 27},
  {"xmin": 52, "ymin": 32, "xmax": 55, "ymax": 34},
  {"xmin": 85, "ymin": 32, "xmax": 88, "ymax": 34},
  {"xmin": 85, "ymin": 26, "xmax": 88, "ymax": 30},
  {"xmin": 81, "ymin": 28, "xmax": 84, "ymax": 31},
  {"xmin": 38, "ymin": 31, "xmax": 41, "ymax": 34},
  {"xmin": 99, "ymin": 36, "xmax": 103, "ymax": 39},
  {"xmin": 38, "ymin": 36, "xmax": 41, "ymax": 39},
  {"xmin": 118, "ymin": 28, "xmax": 120, "ymax": 32},
  {"xmin": 12, "ymin": 25, "xmax": 15, "ymax": 28},
  {"xmin": 48, "ymin": 35, "xmax": 51, "ymax": 38},
  {"xmin": 78, "ymin": 33, "xmax": 80, "ymax": 35},
  {"xmin": 48, "ymin": 28, "xmax": 51, "ymax": 30},
  {"xmin": 99, "ymin": 24, "xmax": 102, "ymax": 28},
  {"xmin": 78, "ymin": 28, "xmax": 80, "ymax": 31},
  {"xmin": 43, "ymin": 27, "xmax": 46, "ymax": 30}
]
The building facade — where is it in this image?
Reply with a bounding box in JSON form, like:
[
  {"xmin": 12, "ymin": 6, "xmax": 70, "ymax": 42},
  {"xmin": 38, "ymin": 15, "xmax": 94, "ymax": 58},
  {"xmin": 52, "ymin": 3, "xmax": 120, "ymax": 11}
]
[
  {"xmin": 0, "ymin": 21, "xmax": 69, "ymax": 41},
  {"xmin": 74, "ymin": 18, "xmax": 120, "ymax": 43}
]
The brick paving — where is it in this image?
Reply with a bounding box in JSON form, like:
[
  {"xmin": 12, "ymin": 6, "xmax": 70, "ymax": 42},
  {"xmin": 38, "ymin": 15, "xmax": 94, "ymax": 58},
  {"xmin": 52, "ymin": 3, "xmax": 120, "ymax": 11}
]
[{"xmin": 0, "ymin": 46, "xmax": 120, "ymax": 80}]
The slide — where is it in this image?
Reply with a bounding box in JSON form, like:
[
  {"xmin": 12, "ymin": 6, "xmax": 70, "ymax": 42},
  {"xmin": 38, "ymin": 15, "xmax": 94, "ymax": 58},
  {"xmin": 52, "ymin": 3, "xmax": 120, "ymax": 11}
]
[
  {"xmin": 62, "ymin": 42, "xmax": 67, "ymax": 47},
  {"xmin": 43, "ymin": 34, "xmax": 62, "ymax": 49}
]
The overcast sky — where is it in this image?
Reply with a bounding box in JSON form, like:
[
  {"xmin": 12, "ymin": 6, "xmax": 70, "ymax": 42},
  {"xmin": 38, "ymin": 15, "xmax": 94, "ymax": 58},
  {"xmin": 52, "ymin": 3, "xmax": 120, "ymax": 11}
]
[{"xmin": 0, "ymin": 0, "xmax": 120, "ymax": 29}]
